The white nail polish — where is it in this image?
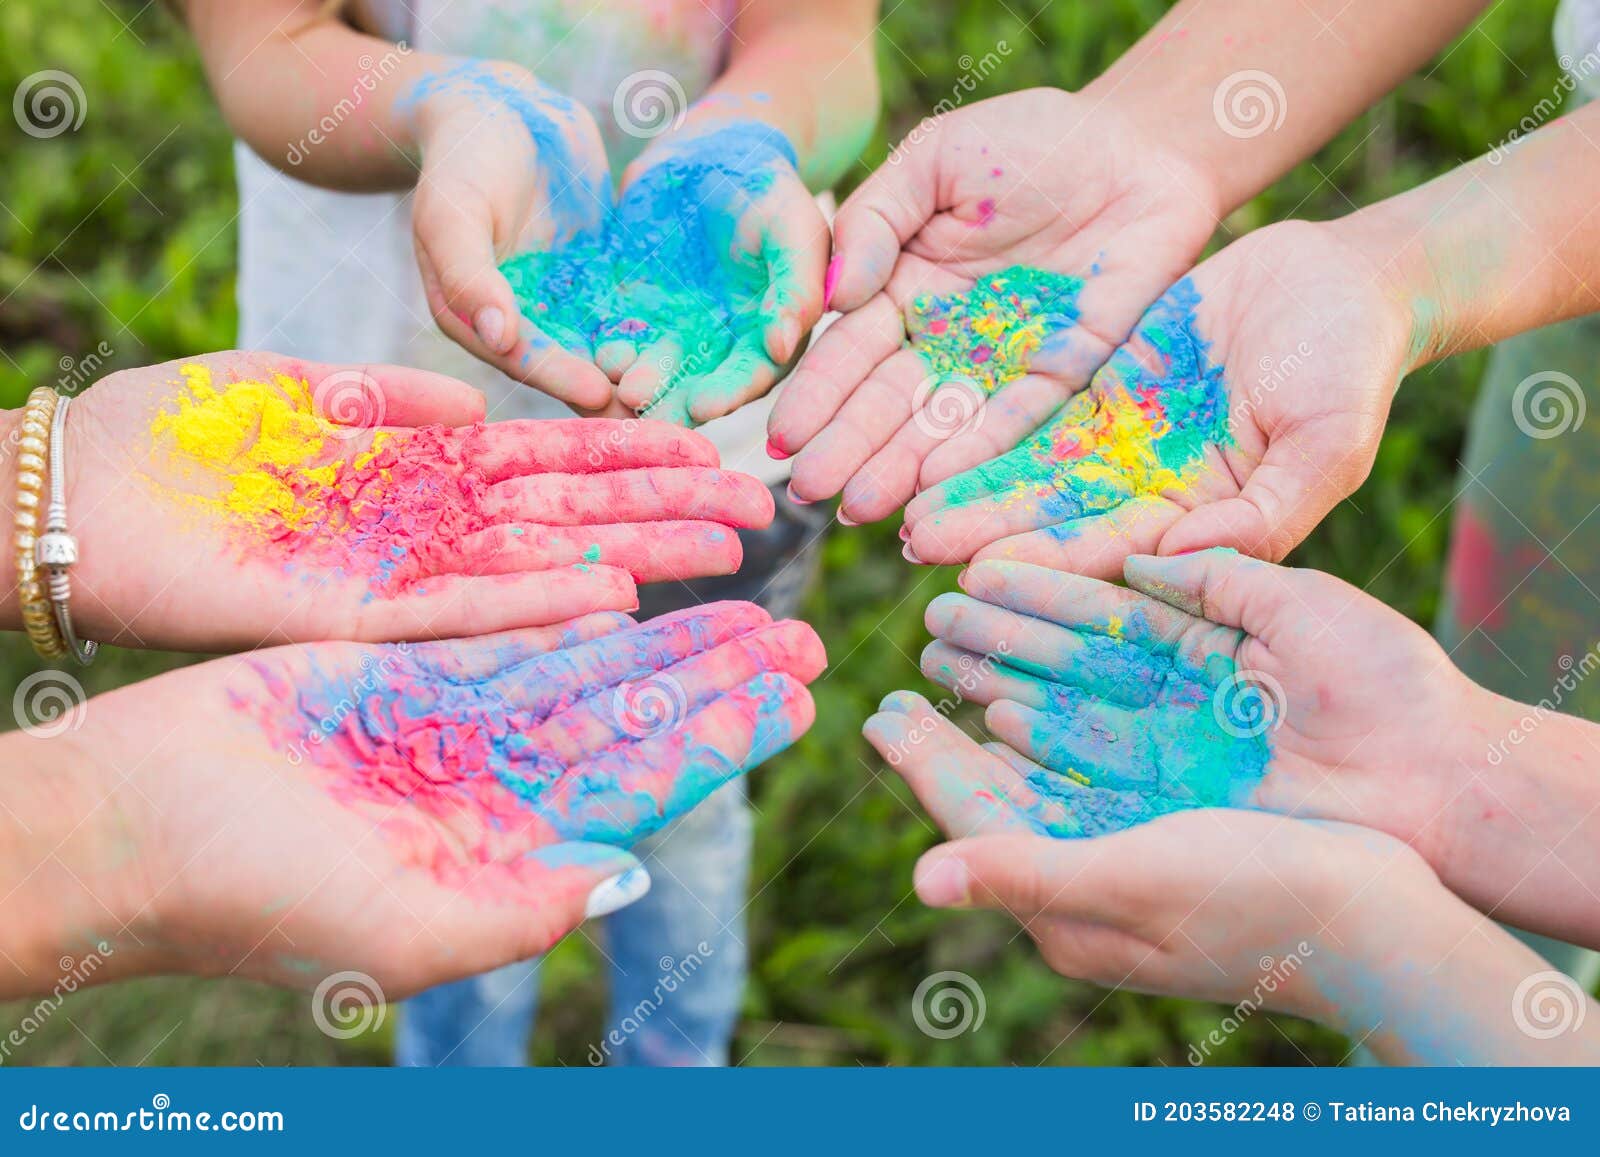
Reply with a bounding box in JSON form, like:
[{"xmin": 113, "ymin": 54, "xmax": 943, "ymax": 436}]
[{"xmin": 584, "ymin": 866, "xmax": 652, "ymax": 918}]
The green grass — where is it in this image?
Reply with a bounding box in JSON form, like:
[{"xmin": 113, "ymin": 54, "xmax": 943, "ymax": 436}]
[{"xmin": 0, "ymin": 0, "xmax": 1564, "ymax": 1065}]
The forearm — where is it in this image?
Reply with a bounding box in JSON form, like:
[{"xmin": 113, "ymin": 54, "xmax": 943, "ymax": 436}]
[
  {"xmin": 0, "ymin": 732, "xmax": 167, "ymax": 1000},
  {"xmin": 181, "ymin": 0, "xmax": 444, "ymax": 189},
  {"xmin": 1325, "ymin": 102, "xmax": 1600, "ymax": 369},
  {"xmin": 684, "ymin": 0, "xmax": 879, "ymax": 189},
  {"xmin": 1306, "ymin": 879, "xmax": 1600, "ymax": 1065},
  {"xmin": 1082, "ymin": 0, "xmax": 1490, "ymax": 216}
]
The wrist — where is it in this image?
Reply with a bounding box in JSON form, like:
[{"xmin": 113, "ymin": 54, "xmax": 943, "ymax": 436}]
[{"xmin": 0, "ymin": 726, "xmax": 170, "ymax": 999}]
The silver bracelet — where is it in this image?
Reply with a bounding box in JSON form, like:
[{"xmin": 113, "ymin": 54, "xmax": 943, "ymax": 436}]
[{"xmin": 35, "ymin": 393, "xmax": 97, "ymax": 666}]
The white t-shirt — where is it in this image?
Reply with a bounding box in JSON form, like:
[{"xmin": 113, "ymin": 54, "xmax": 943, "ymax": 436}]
[{"xmin": 235, "ymin": 0, "xmax": 794, "ymax": 485}]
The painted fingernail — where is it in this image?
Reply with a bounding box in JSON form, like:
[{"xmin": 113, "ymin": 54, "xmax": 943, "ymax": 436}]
[
  {"xmin": 955, "ymin": 566, "xmax": 969, "ymax": 590},
  {"xmin": 766, "ymin": 436, "xmax": 792, "ymax": 461},
  {"xmin": 903, "ymin": 542, "xmax": 924, "ymax": 565},
  {"xmin": 585, "ymin": 866, "xmax": 652, "ymax": 918},
  {"xmin": 474, "ymin": 306, "xmax": 506, "ymax": 351},
  {"xmin": 837, "ymin": 507, "xmax": 859, "ymax": 527},
  {"xmin": 914, "ymin": 852, "xmax": 971, "ymax": 908},
  {"xmin": 786, "ymin": 481, "xmax": 815, "ymax": 507},
  {"xmin": 898, "ymin": 524, "xmax": 910, "ymax": 542},
  {"xmin": 823, "ymin": 253, "xmax": 843, "ymax": 311}
]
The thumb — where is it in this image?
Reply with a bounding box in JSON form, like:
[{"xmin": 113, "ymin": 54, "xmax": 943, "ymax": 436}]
[
  {"xmin": 514, "ymin": 842, "xmax": 651, "ymax": 958},
  {"xmin": 1122, "ymin": 547, "xmax": 1304, "ymax": 640},
  {"xmin": 914, "ymin": 835, "xmax": 1115, "ymax": 921},
  {"xmin": 827, "ymin": 122, "xmax": 946, "ymax": 311},
  {"xmin": 414, "ymin": 183, "xmax": 521, "ymax": 356},
  {"xmin": 1158, "ymin": 435, "xmax": 1349, "ymax": 563}
]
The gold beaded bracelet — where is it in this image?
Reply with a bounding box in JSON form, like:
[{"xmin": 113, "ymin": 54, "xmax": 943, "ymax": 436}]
[{"xmin": 15, "ymin": 387, "xmax": 68, "ymax": 660}]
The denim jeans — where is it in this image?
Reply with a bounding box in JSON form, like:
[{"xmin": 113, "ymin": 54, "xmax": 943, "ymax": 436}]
[{"xmin": 396, "ymin": 484, "xmax": 830, "ymax": 1066}]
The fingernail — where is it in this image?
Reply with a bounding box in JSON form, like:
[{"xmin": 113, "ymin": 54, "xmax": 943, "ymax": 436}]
[
  {"xmin": 914, "ymin": 852, "xmax": 971, "ymax": 908},
  {"xmin": 475, "ymin": 306, "xmax": 507, "ymax": 352},
  {"xmin": 585, "ymin": 866, "xmax": 652, "ymax": 918},
  {"xmin": 766, "ymin": 436, "xmax": 792, "ymax": 461},
  {"xmin": 823, "ymin": 253, "xmax": 843, "ymax": 311},
  {"xmin": 786, "ymin": 481, "xmax": 815, "ymax": 507},
  {"xmin": 955, "ymin": 566, "xmax": 969, "ymax": 590},
  {"xmin": 898, "ymin": 524, "xmax": 910, "ymax": 542},
  {"xmin": 877, "ymin": 689, "xmax": 919, "ymax": 714},
  {"xmin": 837, "ymin": 507, "xmax": 859, "ymax": 527},
  {"xmin": 903, "ymin": 542, "xmax": 924, "ymax": 565}
]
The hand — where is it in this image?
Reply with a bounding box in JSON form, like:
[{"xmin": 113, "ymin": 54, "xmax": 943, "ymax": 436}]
[
  {"xmin": 502, "ymin": 121, "xmax": 830, "ymax": 427},
  {"xmin": 57, "ymin": 351, "xmax": 775, "ymax": 651},
  {"xmin": 408, "ymin": 61, "xmax": 618, "ymax": 410},
  {"xmin": 770, "ymin": 88, "xmax": 1223, "ymax": 522},
  {"xmin": 913, "ymin": 551, "xmax": 1485, "ymax": 895},
  {"xmin": 27, "ymin": 602, "xmax": 823, "ymax": 998},
  {"xmin": 899, "ymin": 221, "xmax": 1413, "ymax": 571}
]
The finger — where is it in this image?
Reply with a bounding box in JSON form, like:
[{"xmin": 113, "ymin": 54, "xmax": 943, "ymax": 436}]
[
  {"xmin": 452, "ymin": 521, "xmax": 744, "ymax": 583},
  {"xmin": 1123, "ymin": 548, "xmax": 1328, "ymax": 642},
  {"xmin": 828, "ymin": 126, "xmax": 945, "ymax": 311},
  {"xmin": 595, "ymin": 339, "xmax": 640, "ymax": 381},
  {"xmin": 758, "ymin": 194, "xmax": 830, "ymax": 365},
  {"xmin": 981, "ymin": 740, "xmax": 1051, "ymax": 780},
  {"xmin": 1158, "ymin": 433, "xmax": 1352, "ymax": 563},
  {"xmin": 504, "ymin": 317, "xmax": 617, "ymax": 411},
  {"xmin": 483, "ymin": 467, "xmax": 776, "ymax": 528},
  {"xmin": 966, "ymin": 497, "xmax": 1181, "ymax": 581},
  {"xmin": 862, "ymin": 689, "xmax": 1040, "ymax": 838},
  {"xmin": 460, "ymin": 419, "xmax": 720, "ymax": 477},
  {"xmin": 527, "ymin": 672, "xmax": 816, "ymax": 844},
  {"xmin": 684, "ymin": 340, "xmax": 782, "ymax": 427},
  {"xmin": 838, "ymin": 367, "xmax": 987, "ymax": 524},
  {"xmin": 957, "ymin": 559, "xmax": 1193, "ymax": 641},
  {"xmin": 409, "ymin": 611, "xmax": 635, "ymax": 681},
  {"xmin": 526, "ymin": 620, "xmax": 826, "ymax": 764},
  {"xmin": 920, "ymin": 640, "xmax": 1052, "ymax": 709},
  {"xmin": 767, "ymin": 293, "xmax": 903, "ymax": 460},
  {"xmin": 912, "ymin": 832, "xmax": 1141, "ymax": 921},
  {"xmin": 919, "ymin": 374, "xmax": 1075, "ymax": 488},
  {"xmin": 616, "ymin": 337, "xmax": 684, "ymax": 414},
  {"xmin": 789, "ymin": 348, "xmax": 927, "ymax": 508},
  {"xmin": 483, "ymin": 601, "xmax": 775, "ymax": 715},
  {"xmin": 413, "ymin": 187, "xmax": 521, "ymax": 356},
  {"xmin": 296, "ymin": 362, "xmax": 487, "ymax": 428},
  {"xmin": 354, "ymin": 566, "xmax": 639, "ymax": 640}
]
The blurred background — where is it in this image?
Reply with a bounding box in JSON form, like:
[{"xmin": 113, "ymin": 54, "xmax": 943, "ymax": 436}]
[{"xmin": 0, "ymin": 0, "xmax": 1572, "ymax": 1064}]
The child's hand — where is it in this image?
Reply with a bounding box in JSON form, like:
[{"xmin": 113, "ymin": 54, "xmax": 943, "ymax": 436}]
[
  {"xmin": 408, "ymin": 62, "xmax": 617, "ymax": 410},
  {"xmin": 912, "ymin": 551, "xmax": 1488, "ymax": 902},
  {"xmin": 769, "ymin": 89, "xmax": 1221, "ymax": 521},
  {"xmin": 899, "ymin": 222, "xmax": 1411, "ymax": 570},
  {"xmin": 34, "ymin": 604, "xmax": 822, "ymax": 997},
  {"xmin": 59, "ymin": 351, "xmax": 775, "ymax": 651},
  {"xmin": 608, "ymin": 124, "xmax": 830, "ymax": 427}
]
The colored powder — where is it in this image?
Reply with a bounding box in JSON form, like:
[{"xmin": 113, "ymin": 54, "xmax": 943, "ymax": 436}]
[
  {"xmin": 907, "ymin": 265, "xmax": 1083, "ymax": 395},
  {"xmin": 234, "ymin": 612, "xmax": 804, "ymax": 893},
  {"xmin": 500, "ymin": 122, "xmax": 799, "ymax": 419},
  {"xmin": 941, "ymin": 277, "xmax": 1231, "ymax": 531},
  {"xmin": 148, "ymin": 365, "xmax": 493, "ymax": 597}
]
